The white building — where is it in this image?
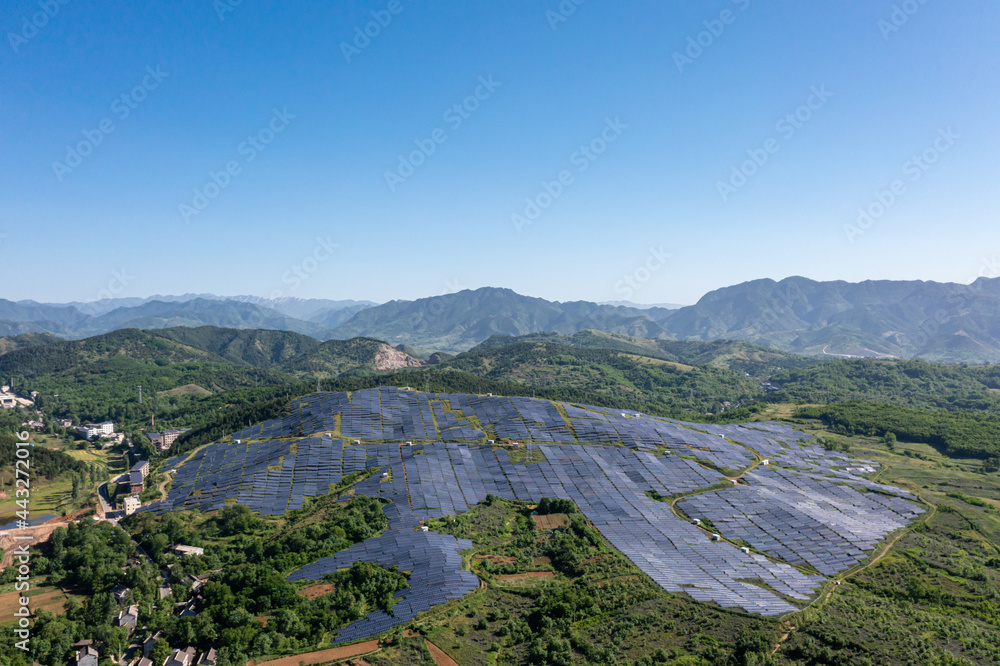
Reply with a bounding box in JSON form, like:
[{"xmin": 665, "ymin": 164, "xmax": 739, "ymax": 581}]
[
  {"xmin": 77, "ymin": 421, "xmax": 115, "ymax": 441},
  {"xmin": 172, "ymin": 544, "xmax": 204, "ymax": 557},
  {"xmin": 123, "ymin": 495, "xmax": 142, "ymax": 516}
]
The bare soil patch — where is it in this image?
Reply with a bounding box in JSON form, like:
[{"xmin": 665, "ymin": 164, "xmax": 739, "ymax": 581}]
[
  {"xmin": 247, "ymin": 640, "xmax": 380, "ymax": 666},
  {"xmin": 297, "ymin": 583, "xmax": 335, "ymax": 600},
  {"xmin": 532, "ymin": 513, "xmax": 569, "ymax": 530},
  {"xmin": 424, "ymin": 639, "xmax": 460, "ymax": 666},
  {"xmin": 0, "ymin": 589, "xmax": 71, "ymax": 616}
]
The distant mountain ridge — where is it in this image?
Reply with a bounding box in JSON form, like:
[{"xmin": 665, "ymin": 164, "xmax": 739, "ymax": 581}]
[
  {"xmin": 8, "ymin": 277, "xmax": 1000, "ymax": 361},
  {"xmin": 326, "ymin": 287, "xmax": 673, "ymax": 351},
  {"xmin": 667, "ymin": 276, "xmax": 1000, "ymax": 362}
]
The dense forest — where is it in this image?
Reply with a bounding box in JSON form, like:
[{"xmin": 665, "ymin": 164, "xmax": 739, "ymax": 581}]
[
  {"xmin": 796, "ymin": 401, "xmax": 1000, "ymax": 461},
  {"xmin": 0, "ymin": 491, "xmax": 409, "ymax": 666},
  {"xmin": 441, "ymin": 341, "xmax": 763, "ymax": 415},
  {"xmin": 0, "ymin": 432, "xmax": 88, "ymax": 481},
  {"xmin": 771, "ymin": 359, "xmax": 1000, "ymax": 412}
]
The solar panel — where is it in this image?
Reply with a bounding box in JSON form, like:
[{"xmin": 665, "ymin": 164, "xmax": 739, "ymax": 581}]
[{"xmin": 140, "ymin": 387, "xmax": 924, "ymax": 639}]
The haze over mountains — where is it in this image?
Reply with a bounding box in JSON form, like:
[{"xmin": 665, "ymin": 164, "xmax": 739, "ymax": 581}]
[{"xmin": 5, "ymin": 276, "xmax": 1000, "ymax": 362}]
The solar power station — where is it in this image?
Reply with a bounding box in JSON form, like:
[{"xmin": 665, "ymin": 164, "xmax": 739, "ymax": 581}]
[{"xmin": 144, "ymin": 387, "xmax": 923, "ymax": 642}]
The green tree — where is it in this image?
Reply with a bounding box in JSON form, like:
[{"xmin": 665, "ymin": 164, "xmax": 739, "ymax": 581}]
[{"xmin": 150, "ymin": 638, "xmax": 172, "ymax": 666}]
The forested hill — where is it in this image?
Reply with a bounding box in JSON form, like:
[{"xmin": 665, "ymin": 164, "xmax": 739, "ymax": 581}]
[
  {"xmin": 439, "ymin": 340, "xmax": 764, "ymax": 417},
  {"xmin": 0, "ymin": 329, "xmax": 228, "ymax": 378},
  {"xmin": 147, "ymin": 327, "xmax": 322, "ymax": 367},
  {"xmin": 469, "ymin": 330, "xmax": 816, "ymax": 376},
  {"xmin": 0, "ymin": 332, "xmax": 61, "ymax": 354},
  {"xmin": 771, "ymin": 358, "xmax": 1000, "ymax": 413}
]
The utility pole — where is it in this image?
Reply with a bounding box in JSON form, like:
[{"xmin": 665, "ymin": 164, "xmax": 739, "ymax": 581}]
[{"xmin": 138, "ymin": 385, "xmax": 142, "ymax": 404}]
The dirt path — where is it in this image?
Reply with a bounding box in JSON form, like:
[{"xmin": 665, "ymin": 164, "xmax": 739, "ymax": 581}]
[
  {"xmin": 247, "ymin": 640, "xmax": 380, "ymax": 666},
  {"xmin": 770, "ymin": 490, "xmax": 937, "ymax": 656},
  {"xmin": 424, "ymin": 639, "xmax": 459, "ymax": 666},
  {"xmin": 151, "ymin": 474, "xmax": 171, "ymax": 503}
]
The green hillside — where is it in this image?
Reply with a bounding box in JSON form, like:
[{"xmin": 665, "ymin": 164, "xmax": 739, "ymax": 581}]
[
  {"xmin": 0, "ymin": 332, "xmax": 62, "ymax": 354},
  {"xmin": 770, "ymin": 358, "xmax": 1000, "ymax": 413},
  {"xmin": 471, "ymin": 330, "xmax": 816, "ymax": 376},
  {"xmin": 148, "ymin": 326, "xmax": 322, "ymax": 367},
  {"xmin": 442, "ymin": 340, "xmax": 762, "ymax": 416}
]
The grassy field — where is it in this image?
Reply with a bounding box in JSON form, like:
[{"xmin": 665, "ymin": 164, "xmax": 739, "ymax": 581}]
[
  {"xmin": 0, "ymin": 476, "xmax": 75, "ymax": 522},
  {"xmin": 0, "ymin": 578, "xmax": 82, "ymax": 617},
  {"xmin": 763, "ymin": 417, "xmax": 1000, "ymax": 665},
  {"xmin": 158, "ymin": 383, "xmax": 214, "ymax": 398},
  {"xmin": 0, "ymin": 434, "xmax": 124, "ymax": 521}
]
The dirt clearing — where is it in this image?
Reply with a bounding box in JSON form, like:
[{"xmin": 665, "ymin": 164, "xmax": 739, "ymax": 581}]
[
  {"xmin": 248, "ymin": 640, "xmax": 380, "ymax": 666},
  {"xmin": 297, "ymin": 583, "xmax": 335, "ymax": 599},
  {"xmin": 532, "ymin": 513, "xmax": 569, "ymax": 530}
]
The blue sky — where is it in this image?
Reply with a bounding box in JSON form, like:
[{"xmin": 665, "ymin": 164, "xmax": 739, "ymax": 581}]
[{"xmin": 3, "ymin": 0, "xmax": 998, "ymax": 305}]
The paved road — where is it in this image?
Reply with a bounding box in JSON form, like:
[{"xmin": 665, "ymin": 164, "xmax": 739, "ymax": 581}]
[{"xmin": 97, "ymin": 482, "xmax": 113, "ymax": 519}]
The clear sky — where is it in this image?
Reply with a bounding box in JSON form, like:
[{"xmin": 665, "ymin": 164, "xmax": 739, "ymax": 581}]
[{"xmin": 3, "ymin": 0, "xmax": 998, "ymax": 306}]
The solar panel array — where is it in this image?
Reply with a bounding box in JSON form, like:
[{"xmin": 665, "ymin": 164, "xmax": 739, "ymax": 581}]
[
  {"xmin": 144, "ymin": 437, "xmax": 342, "ymax": 516},
  {"xmin": 677, "ymin": 465, "xmax": 922, "ymax": 576},
  {"xmin": 145, "ymin": 387, "xmax": 924, "ymax": 639},
  {"xmin": 288, "ymin": 471, "xmax": 478, "ymax": 643}
]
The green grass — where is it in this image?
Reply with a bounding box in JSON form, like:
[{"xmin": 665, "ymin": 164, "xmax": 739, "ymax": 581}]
[{"xmin": 0, "ymin": 476, "xmax": 75, "ymax": 521}]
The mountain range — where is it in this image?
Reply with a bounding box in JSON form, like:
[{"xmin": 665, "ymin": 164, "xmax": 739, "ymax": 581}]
[{"xmin": 6, "ymin": 276, "xmax": 1000, "ymax": 362}]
